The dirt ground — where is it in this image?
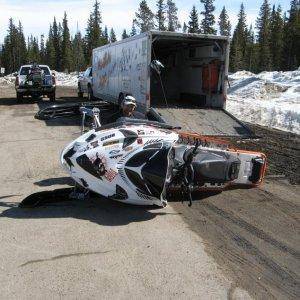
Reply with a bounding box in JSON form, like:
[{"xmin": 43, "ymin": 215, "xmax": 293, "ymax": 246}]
[
  {"xmin": 230, "ymin": 125, "xmax": 300, "ymax": 184},
  {"xmin": 0, "ymin": 86, "xmax": 299, "ymax": 299}
]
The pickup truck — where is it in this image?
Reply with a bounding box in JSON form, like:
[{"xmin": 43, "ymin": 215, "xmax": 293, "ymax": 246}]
[
  {"xmin": 15, "ymin": 64, "xmax": 56, "ymax": 101},
  {"xmin": 78, "ymin": 67, "xmax": 93, "ymax": 100}
]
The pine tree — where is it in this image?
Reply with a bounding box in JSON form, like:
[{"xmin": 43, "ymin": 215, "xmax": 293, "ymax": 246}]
[
  {"xmin": 52, "ymin": 17, "xmax": 61, "ymax": 70},
  {"xmin": 182, "ymin": 22, "xmax": 188, "ymax": 33},
  {"xmin": 110, "ymin": 28, "xmax": 117, "ymax": 43},
  {"xmin": 166, "ymin": 0, "xmax": 180, "ymax": 31},
  {"xmin": 2, "ymin": 18, "xmax": 18, "ymax": 73},
  {"xmin": 16, "ymin": 21, "xmax": 27, "ymax": 67},
  {"xmin": 1, "ymin": 18, "xmax": 28, "ymax": 73},
  {"xmin": 200, "ymin": 0, "xmax": 216, "ymax": 34},
  {"xmin": 130, "ymin": 20, "xmax": 137, "ymax": 36},
  {"xmin": 156, "ymin": 0, "xmax": 166, "ymax": 31},
  {"xmin": 282, "ymin": 0, "xmax": 300, "ymax": 70},
  {"xmin": 218, "ymin": 6, "xmax": 231, "ymax": 36},
  {"xmin": 85, "ymin": 0, "xmax": 103, "ymax": 64},
  {"xmin": 103, "ymin": 26, "xmax": 109, "ymax": 44},
  {"xmin": 230, "ymin": 3, "xmax": 248, "ymax": 72},
  {"xmin": 135, "ymin": 0, "xmax": 155, "ymax": 33},
  {"xmin": 269, "ymin": 5, "xmax": 284, "ymax": 70},
  {"xmin": 122, "ymin": 29, "xmax": 129, "ymax": 39},
  {"xmin": 256, "ymin": 0, "xmax": 272, "ymax": 72},
  {"xmin": 61, "ymin": 12, "xmax": 72, "ymax": 72},
  {"xmin": 40, "ymin": 34, "xmax": 46, "ymax": 64},
  {"xmin": 72, "ymin": 31, "xmax": 86, "ymax": 72},
  {"xmin": 244, "ymin": 25, "xmax": 255, "ymax": 71},
  {"xmin": 188, "ymin": 6, "xmax": 200, "ymax": 33},
  {"xmin": 27, "ymin": 35, "xmax": 40, "ymax": 63},
  {"xmin": 46, "ymin": 25, "xmax": 56, "ymax": 69}
]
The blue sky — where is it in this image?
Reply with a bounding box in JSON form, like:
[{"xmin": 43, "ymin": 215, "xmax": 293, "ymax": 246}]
[{"xmin": 0, "ymin": 0, "xmax": 290, "ymax": 41}]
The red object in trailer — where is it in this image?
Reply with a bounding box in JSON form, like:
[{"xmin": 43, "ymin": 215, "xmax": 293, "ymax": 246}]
[{"xmin": 202, "ymin": 60, "xmax": 220, "ymax": 94}]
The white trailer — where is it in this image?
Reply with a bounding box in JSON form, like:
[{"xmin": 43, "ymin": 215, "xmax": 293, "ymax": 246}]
[{"xmin": 92, "ymin": 31, "xmax": 251, "ymax": 137}]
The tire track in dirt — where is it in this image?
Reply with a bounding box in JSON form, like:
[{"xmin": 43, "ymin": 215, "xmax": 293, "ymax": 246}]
[
  {"xmin": 171, "ymin": 181, "xmax": 300, "ymax": 299},
  {"xmin": 198, "ymin": 202, "xmax": 300, "ymax": 299},
  {"xmin": 203, "ymin": 202, "xmax": 300, "ymax": 259}
]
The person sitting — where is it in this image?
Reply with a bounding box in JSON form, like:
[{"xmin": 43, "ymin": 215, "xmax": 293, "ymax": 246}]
[{"xmin": 109, "ymin": 95, "xmax": 144, "ymax": 123}]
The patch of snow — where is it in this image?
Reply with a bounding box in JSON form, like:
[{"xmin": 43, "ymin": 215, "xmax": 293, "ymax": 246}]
[
  {"xmin": 227, "ymin": 70, "xmax": 300, "ymax": 134},
  {"xmin": 0, "ymin": 74, "xmax": 15, "ymax": 86},
  {"xmin": 53, "ymin": 71, "xmax": 78, "ymax": 87},
  {"xmin": 0, "ymin": 71, "xmax": 79, "ymax": 87}
]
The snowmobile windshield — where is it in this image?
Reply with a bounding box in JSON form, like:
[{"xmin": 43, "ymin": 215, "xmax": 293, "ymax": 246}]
[
  {"xmin": 20, "ymin": 66, "xmax": 50, "ymax": 75},
  {"xmin": 96, "ymin": 118, "xmax": 181, "ymax": 132}
]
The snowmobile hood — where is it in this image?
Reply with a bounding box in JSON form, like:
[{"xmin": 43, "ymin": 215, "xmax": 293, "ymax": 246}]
[{"xmin": 61, "ymin": 124, "xmax": 178, "ymax": 206}]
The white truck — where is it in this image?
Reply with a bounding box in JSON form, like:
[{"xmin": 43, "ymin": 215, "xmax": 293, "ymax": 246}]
[
  {"xmin": 15, "ymin": 64, "xmax": 56, "ymax": 101},
  {"xmin": 91, "ymin": 31, "xmax": 251, "ymax": 137},
  {"xmin": 77, "ymin": 66, "xmax": 93, "ymax": 99}
]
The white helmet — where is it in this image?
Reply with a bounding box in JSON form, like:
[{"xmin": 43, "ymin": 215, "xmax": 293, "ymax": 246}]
[{"xmin": 123, "ymin": 95, "xmax": 137, "ymax": 107}]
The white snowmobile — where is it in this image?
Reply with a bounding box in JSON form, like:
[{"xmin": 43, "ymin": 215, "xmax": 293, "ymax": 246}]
[{"xmin": 61, "ymin": 115, "xmax": 266, "ymax": 207}]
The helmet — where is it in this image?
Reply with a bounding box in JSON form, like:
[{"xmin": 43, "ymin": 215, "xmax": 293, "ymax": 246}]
[{"xmin": 123, "ymin": 95, "xmax": 137, "ymax": 107}]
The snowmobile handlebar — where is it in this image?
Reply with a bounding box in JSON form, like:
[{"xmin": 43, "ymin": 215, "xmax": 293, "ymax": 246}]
[
  {"xmin": 80, "ymin": 106, "xmax": 101, "ymax": 133},
  {"xmin": 178, "ymin": 141, "xmax": 200, "ymax": 207}
]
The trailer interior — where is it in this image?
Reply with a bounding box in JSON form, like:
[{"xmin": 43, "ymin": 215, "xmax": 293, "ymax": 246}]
[
  {"xmin": 149, "ymin": 33, "xmax": 253, "ymax": 137},
  {"xmin": 150, "ymin": 34, "xmax": 228, "ymax": 108}
]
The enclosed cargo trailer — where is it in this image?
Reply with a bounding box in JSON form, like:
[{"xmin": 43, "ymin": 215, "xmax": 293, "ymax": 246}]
[{"xmin": 92, "ymin": 31, "xmax": 252, "ymax": 137}]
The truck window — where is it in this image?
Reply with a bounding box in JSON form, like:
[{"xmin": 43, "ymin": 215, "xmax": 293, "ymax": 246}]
[
  {"xmin": 40, "ymin": 67, "xmax": 50, "ymax": 75},
  {"xmin": 20, "ymin": 67, "xmax": 30, "ymax": 75},
  {"xmin": 20, "ymin": 66, "xmax": 50, "ymax": 75}
]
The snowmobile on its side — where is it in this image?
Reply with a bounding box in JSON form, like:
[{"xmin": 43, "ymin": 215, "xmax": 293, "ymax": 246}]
[{"xmin": 60, "ymin": 114, "xmax": 266, "ymax": 207}]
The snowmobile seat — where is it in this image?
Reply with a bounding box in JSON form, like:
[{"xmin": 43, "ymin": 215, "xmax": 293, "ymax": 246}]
[{"xmin": 192, "ymin": 151, "xmax": 240, "ymax": 184}]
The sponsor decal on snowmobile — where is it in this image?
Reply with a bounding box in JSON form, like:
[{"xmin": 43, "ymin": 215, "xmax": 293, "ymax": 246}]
[
  {"xmin": 109, "ymin": 149, "xmax": 121, "ymax": 155},
  {"xmin": 124, "ymin": 146, "xmax": 133, "ymax": 152},
  {"xmin": 101, "ymin": 133, "xmax": 115, "ymax": 141},
  {"xmin": 103, "ymin": 140, "xmax": 119, "ymax": 147},
  {"xmin": 137, "ymin": 129, "xmax": 145, "ymax": 135},
  {"xmin": 90, "ymin": 140, "xmax": 99, "ymax": 148},
  {"xmin": 105, "ymin": 168, "xmax": 118, "ymax": 182},
  {"xmin": 110, "ymin": 154, "xmax": 123, "ymax": 159}
]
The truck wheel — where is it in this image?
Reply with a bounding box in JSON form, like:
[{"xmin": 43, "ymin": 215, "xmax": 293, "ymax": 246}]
[
  {"xmin": 78, "ymin": 84, "xmax": 84, "ymax": 98},
  {"xmin": 16, "ymin": 92, "xmax": 23, "ymax": 102},
  {"xmin": 88, "ymin": 85, "xmax": 94, "ymax": 101},
  {"xmin": 49, "ymin": 92, "xmax": 56, "ymax": 102}
]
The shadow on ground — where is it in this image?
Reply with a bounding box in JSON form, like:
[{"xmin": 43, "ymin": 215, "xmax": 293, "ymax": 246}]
[
  {"xmin": 0, "ymin": 188, "xmax": 183, "ymax": 226},
  {"xmin": 34, "ymin": 177, "xmax": 74, "ymax": 187}
]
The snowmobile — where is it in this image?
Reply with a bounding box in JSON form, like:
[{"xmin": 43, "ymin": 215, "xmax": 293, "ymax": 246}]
[{"xmin": 60, "ymin": 112, "xmax": 266, "ymax": 207}]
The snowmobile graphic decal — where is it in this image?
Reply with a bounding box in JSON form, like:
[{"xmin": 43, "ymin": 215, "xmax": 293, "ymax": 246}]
[{"xmin": 76, "ymin": 153, "xmax": 107, "ymax": 180}]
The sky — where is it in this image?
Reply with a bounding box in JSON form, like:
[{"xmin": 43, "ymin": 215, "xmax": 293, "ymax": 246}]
[{"xmin": 0, "ymin": 0, "xmax": 291, "ymax": 42}]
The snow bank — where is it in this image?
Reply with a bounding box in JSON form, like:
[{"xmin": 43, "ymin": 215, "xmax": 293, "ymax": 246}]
[
  {"xmin": 53, "ymin": 71, "xmax": 78, "ymax": 87},
  {"xmin": 227, "ymin": 70, "xmax": 300, "ymax": 134},
  {"xmin": 0, "ymin": 74, "xmax": 15, "ymax": 86},
  {"xmin": 0, "ymin": 71, "xmax": 78, "ymax": 87}
]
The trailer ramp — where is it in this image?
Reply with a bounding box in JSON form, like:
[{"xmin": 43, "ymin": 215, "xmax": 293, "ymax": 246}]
[{"xmin": 152, "ymin": 107, "xmax": 253, "ymax": 137}]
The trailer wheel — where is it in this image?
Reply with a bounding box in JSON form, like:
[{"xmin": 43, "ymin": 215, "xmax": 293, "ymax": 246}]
[
  {"xmin": 78, "ymin": 84, "xmax": 84, "ymax": 98},
  {"xmin": 88, "ymin": 85, "xmax": 94, "ymax": 101},
  {"xmin": 118, "ymin": 93, "xmax": 124, "ymax": 106}
]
